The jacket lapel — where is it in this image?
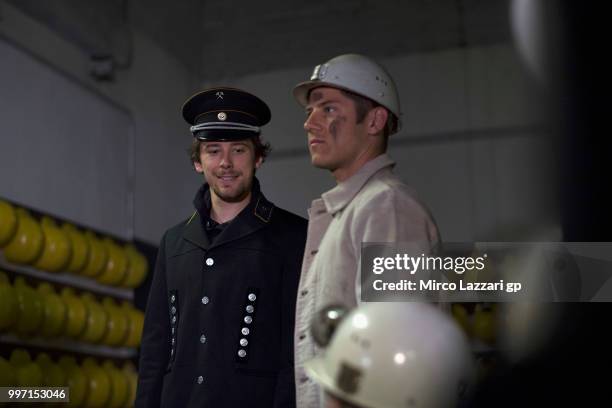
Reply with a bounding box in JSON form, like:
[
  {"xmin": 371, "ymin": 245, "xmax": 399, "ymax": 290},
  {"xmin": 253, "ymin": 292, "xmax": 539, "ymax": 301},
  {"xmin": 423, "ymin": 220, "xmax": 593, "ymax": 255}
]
[
  {"xmin": 183, "ymin": 211, "xmax": 212, "ymax": 250},
  {"xmin": 210, "ymin": 195, "xmax": 274, "ymax": 249},
  {"xmin": 182, "ymin": 193, "xmax": 275, "ymax": 251}
]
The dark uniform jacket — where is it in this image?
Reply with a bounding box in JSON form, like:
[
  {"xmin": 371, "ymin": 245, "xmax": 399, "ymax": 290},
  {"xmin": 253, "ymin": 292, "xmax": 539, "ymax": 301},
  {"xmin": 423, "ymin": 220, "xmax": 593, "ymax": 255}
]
[{"xmin": 136, "ymin": 179, "xmax": 307, "ymax": 407}]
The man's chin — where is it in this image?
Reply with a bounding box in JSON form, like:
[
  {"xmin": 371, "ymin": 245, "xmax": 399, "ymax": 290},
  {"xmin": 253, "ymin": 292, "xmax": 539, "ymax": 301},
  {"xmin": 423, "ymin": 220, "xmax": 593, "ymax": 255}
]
[
  {"xmin": 310, "ymin": 157, "xmax": 333, "ymax": 171},
  {"xmin": 213, "ymin": 187, "xmax": 250, "ymax": 203}
]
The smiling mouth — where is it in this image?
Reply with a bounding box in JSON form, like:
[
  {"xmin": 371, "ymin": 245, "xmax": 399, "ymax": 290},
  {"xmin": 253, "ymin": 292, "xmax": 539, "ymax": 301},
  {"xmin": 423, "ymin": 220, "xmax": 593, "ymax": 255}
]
[
  {"xmin": 309, "ymin": 139, "xmax": 324, "ymax": 146},
  {"xmin": 217, "ymin": 174, "xmax": 239, "ymax": 181}
]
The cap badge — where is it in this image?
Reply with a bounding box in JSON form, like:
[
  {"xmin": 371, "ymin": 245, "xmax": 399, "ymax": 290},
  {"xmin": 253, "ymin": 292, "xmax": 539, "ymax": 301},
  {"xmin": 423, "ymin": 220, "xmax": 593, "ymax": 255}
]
[
  {"xmin": 217, "ymin": 112, "xmax": 227, "ymax": 121},
  {"xmin": 311, "ymin": 63, "xmax": 328, "ymax": 80},
  {"xmin": 216, "ymin": 91, "xmax": 224, "ymax": 99}
]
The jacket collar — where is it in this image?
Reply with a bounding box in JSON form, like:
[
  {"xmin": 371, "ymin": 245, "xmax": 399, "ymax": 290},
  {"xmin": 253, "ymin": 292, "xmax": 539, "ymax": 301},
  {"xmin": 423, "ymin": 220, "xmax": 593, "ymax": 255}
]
[
  {"xmin": 183, "ymin": 177, "xmax": 274, "ymax": 250},
  {"xmin": 321, "ymin": 154, "xmax": 395, "ymax": 215}
]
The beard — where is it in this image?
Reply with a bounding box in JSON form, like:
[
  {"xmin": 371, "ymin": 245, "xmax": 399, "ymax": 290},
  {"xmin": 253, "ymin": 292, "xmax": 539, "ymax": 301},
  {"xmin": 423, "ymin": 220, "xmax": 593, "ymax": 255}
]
[{"xmin": 209, "ymin": 172, "xmax": 253, "ymax": 203}]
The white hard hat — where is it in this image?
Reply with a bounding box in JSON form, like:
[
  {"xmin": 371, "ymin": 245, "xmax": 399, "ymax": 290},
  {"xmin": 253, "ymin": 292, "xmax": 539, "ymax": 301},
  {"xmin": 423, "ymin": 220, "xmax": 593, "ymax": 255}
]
[
  {"xmin": 305, "ymin": 302, "xmax": 475, "ymax": 408},
  {"xmin": 293, "ymin": 54, "xmax": 402, "ymax": 132}
]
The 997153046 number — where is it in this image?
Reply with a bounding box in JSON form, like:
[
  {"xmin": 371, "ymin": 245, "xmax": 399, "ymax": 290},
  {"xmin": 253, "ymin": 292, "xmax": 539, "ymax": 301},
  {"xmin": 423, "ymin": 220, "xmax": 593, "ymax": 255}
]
[{"xmin": 0, "ymin": 387, "xmax": 69, "ymax": 402}]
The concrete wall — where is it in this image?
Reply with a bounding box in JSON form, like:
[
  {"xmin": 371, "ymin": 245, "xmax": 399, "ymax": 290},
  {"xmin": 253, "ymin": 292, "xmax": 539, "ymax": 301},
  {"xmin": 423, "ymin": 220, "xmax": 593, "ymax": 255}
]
[{"xmin": 0, "ymin": 2, "xmax": 201, "ymax": 245}]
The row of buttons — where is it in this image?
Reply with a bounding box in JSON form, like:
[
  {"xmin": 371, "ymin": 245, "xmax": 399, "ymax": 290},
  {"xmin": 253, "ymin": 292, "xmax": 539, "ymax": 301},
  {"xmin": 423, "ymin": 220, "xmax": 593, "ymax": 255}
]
[
  {"xmin": 169, "ymin": 291, "xmax": 179, "ymax": 364},
  {"xmin": 237, "ymin": 291, "xmax": 258, "ymax": 361},
  {"xmin": 195, "ymin": 257, "xmax": 215, "ymax": 384}
]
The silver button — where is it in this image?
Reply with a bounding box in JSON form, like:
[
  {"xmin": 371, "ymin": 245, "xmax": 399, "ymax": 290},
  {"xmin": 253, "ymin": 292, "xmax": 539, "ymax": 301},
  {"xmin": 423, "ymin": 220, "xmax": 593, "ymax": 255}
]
[
  {"xmin": 172, "ymin": 316, "xmax": 177, "ymax": 324},
  {"xmin": 248, "ymin": 293, "xmax": 256, "ymax": 301},
  {"xmin": 171, "ymin": 306, "xmax": 176, "ymax": 315},
  {"xmin": 197, "ymin": 375, "xmax": 204, "ymax": 384},
  {"xmin": 170, "ymin": 349, "xmax": 174, "ymax": 355},
  {"xmin": 171, "ymin": 327, "xmax": 175, "ymax": 334},
  {"xmin": 238, "ymin": 349, "xmax": 246, "ymax": 358},
  {"xmin": 200, "ymin": 335, "xmax": 207, "ymax": 344},
  {"xmin": 246, "ymin": 305, "xmax": 254, "ymax": 313},
  {"xmin": 241, "ymin": 327, "xmax": 250, "ymax": 336},
  {"xmin": 205, "ymin": 258, "xmax": 214, "ymax": 266},
  {"xmin": 201, "ymin": 296, "xmax": 210, "ymax": 305},
  {"xmin": 172, "ymin": 338, "xmax": 175, "ymax": 345},
  {"xmin": 171, "ymin": 295, "xmax": 176, "ymax": 303},
  {"xmin": 240, "ymin": 338, "xmax": 248, "ymax": 347},
  {"xmin": 244, "ymin": 316, "xmax": 253, "ymax": 324}
]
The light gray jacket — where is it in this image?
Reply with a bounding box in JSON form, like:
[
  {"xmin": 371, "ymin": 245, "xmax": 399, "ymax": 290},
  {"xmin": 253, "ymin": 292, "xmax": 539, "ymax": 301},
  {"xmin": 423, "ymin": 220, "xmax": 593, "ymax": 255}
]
[{"xmin": 294, "ymin": 154, "xmax": 440, "ymax": 407}]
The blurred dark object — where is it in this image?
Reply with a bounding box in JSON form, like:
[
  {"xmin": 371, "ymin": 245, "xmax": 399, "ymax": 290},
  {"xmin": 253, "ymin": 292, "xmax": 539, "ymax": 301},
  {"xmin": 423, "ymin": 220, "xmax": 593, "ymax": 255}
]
[
  {"xmin": 555, "ymin": 2, "xmax": 610, "ymax": 241},
  {"xmin": 469, "ymin": 2, "xmax": 612, "ymax": 406},
  {"xmin": 512, "ymin": 1, "xmax": 610, "ymax": 241},
  {"xmin": 310, "ymin": 304, "xmax": 350, "ymax": 348}
]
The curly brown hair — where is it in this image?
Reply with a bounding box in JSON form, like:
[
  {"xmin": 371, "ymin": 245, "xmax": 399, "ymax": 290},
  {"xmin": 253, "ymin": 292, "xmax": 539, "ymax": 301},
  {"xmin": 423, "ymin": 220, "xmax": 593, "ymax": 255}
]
[{"xmin": 188, "ymin": 136, "xmax": 272, "ymax": 164}]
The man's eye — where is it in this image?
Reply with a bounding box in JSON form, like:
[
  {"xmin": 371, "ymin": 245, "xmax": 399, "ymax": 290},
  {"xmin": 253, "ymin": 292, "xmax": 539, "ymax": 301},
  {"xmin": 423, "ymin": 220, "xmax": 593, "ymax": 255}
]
[
  {"xmin": 207, "ymin": 149, "xmax": 219, "ymax": 154},
  {"xmin": 324, "ymin": 106, "xmax": 335, "ymax": 113},
  {"xmin": 233, "ymin": 147, "xmax": 246, "ymax": 153}
]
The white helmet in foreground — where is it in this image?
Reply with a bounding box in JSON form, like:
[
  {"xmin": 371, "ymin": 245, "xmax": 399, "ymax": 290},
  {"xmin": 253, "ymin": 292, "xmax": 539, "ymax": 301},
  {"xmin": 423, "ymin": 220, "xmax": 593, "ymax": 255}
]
[
  {"xmin": 293, "ymin": 54, "xmax": 402, "ymax": 133},
  {"xmin": 305, "ymin": 302, "xmax": 475, "ymax": 408}
]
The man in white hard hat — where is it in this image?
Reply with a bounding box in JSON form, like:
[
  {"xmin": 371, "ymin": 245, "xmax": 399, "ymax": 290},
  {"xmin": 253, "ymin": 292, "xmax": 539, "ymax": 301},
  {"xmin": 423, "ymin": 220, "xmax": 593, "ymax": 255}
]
[
  {"xmin": 292, "ymin": 54, "xmax": 440, "ymax": 406},
  {"xmin": 305, "ymin": 302, "xmax": 475, "ymax": 408}
]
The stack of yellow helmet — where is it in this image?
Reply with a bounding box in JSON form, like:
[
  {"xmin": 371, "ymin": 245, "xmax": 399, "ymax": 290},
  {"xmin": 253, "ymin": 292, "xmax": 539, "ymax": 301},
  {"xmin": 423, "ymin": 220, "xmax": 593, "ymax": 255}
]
[
  {"xmin": 8, "ymin": 349, "xmax": 43, "ymax": 387},
  {"xmin": 0, "ymin": 329, "xmax": 141, "ymax": 405},
  {"xmin": 1, "ymin": 200, "xmax": 149, "ymax": 288},
  {"xmin": 62, "ymin": 223, "xmax": 90, "ymax": 274},
  {"xmin": 101, "ymin": 297, "xmax": 129, "ymax": 347},
  {"xmin": 37, "ymin": 282, "xmax": 68, "ymax": 338},
  {"xmin": 0, "ymin": 199, "xmax": 18, "ymax": 248},
  {"xmin": 1, "ymin": 199, "xmax": 145, "ymax": 408},
  {"xmin": 2, "ymin": 208, "xmax": 44, "ymax": 265},
  {"xmin": 58, "ymin": 355, "xmax": 87, "ymax": 407},
  {"xmin": 61, "ymin": 287, "xmax": 88, "ymax": 339},
  {"xmin": 102, "ymin": 360, "xmax": 130, "ymax": 408},
  {"xmin": 97, "ymin": 238, "xmax": 129, "ymax": 286},
  {"xmin": 121, "ymin": 301, "xmax": 145, "ymax": 348},
  {"xmin": 12, "ymin": 277, "xmax": 44, "ymax": 336},
  {"xmin": 0, "ymin": 271, "xmax": 18, "ymax": 332},
  {"xmin": 33, "ymin": 217, "xmax": 72, "ymax": 273},
  {"xmin": 0, "ymin": 351, "xmax": 139, "ymax": 408},
  {"xmin": 121, "ymin": 245, "xmax": 148, "ymax": 288},
  {"xmin": 79, "ymin": 293, "xmax": 108, "ymax": 344},
  {"xmin": 0, "ymin": 272, "xmax": 145, "ymax": 348},
  {"xmin": 36, "ymin": 352, "xmax": 66, "ymax": 387}
]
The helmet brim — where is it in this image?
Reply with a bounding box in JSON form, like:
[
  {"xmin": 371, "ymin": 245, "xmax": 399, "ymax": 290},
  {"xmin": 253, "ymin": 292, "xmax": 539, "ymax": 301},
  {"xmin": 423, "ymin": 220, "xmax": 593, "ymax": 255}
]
[
  {"xmin": 292, "ymin": 80, "xmax": 366, "ymax": 108},
  {"xmin": 303, "ymin": 358, "xmax": 333, "ymax": 390}
]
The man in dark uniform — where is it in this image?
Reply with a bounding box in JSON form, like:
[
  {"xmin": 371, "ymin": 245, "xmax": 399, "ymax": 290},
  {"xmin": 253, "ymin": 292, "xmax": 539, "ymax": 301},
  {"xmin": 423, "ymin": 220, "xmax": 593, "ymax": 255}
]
[{"xmin": 136, "ymin": 87, "xmax": 307, "ymax": 407}]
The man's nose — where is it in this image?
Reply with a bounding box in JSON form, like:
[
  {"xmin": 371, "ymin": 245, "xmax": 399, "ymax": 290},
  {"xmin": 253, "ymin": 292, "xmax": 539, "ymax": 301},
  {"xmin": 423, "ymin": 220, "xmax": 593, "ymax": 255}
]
[
  {"xmin": 219, "ymin": 150, "xmax": 233, "ymax": 168},
  {"xmin": 304, "ymin": 110, "xmax": 322, "ymax": 133}
]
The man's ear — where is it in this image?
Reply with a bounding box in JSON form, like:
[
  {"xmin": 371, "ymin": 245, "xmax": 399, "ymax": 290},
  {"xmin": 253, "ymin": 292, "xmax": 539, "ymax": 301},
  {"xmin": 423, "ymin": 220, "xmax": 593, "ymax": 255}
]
[
  {"xmin": 254, "ymin": 155, "xmax": 263, "ymax": 170},
  {"xmin": 366, "ymin": 107, "xmax": 389, "ymax": 135},
  {"xmin": 194, "ymin": 161, "xmax": 204, "ymax": 173}
]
